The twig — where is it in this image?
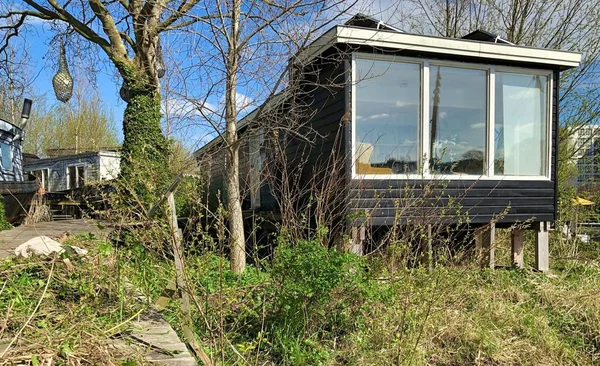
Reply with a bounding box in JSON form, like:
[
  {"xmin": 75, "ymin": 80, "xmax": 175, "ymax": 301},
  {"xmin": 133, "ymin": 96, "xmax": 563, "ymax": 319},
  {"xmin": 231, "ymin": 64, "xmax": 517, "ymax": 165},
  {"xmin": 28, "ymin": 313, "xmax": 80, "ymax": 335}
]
[{"xmin": 103, "ymin": 307, "xmax": 145, "ymax": 336}]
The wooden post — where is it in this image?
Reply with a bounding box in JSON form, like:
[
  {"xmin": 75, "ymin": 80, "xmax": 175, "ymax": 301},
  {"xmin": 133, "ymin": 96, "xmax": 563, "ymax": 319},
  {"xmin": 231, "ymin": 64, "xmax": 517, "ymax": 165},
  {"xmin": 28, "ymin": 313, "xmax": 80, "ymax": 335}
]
[
  {"xmin": 511, "ymin": 228, "xmax": 524, "ymax": 268},
  {"xmin": 350, "ymin": 225, "xmax": 365, "ymax": 255},
  {"xmin": 167, "ymin": 192, "xmax": 213, "ymax": 366},
  {"xmin": 535, "ymin": 221, "xmax": 550, "ymax": 272},
  {"xmin": 476, "ymin": 223, "xmax": 495, "ymax": 269}
]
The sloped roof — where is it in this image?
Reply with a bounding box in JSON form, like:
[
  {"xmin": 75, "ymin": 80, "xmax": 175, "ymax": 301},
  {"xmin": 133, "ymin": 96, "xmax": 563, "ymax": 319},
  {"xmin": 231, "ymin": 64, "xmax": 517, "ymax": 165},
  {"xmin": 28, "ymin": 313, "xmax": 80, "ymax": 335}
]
[
  {"xmin": 461, "ymin": 29, "xmax": 513, "ymax": 44},
  {"xmin": 344, "ymin": 13, "xmax": 403, "ymax": 33}
]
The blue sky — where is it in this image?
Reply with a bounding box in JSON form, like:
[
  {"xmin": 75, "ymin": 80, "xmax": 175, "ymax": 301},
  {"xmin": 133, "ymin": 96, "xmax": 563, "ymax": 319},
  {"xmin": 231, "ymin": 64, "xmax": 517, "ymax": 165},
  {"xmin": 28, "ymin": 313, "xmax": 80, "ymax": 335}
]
[
  {"xmin": 20, "ymin": 19, "xmax": 126, "ymax": 141},
  {"xmin": 3, "ymin": 1, "xmax": 376, "ymax": 153},
  {"xmin": 14, "ymin": 18, "xmax": 272, "ymax": 152}
]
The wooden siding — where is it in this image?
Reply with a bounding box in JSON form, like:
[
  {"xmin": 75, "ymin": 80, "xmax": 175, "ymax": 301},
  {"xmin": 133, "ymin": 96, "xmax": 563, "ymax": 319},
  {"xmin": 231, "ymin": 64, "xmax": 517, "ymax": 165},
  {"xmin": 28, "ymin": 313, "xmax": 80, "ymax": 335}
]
[
  {"xmin": 23, "ymin": 153, "xmax": 116, "ymax": 192},
  {"xmin": 202, "ymin": 54, "xmax": 348, "ymax": 213},
  {"xmin": 200, "ymin": 46, "xmax": 562, "ymax": 227}
]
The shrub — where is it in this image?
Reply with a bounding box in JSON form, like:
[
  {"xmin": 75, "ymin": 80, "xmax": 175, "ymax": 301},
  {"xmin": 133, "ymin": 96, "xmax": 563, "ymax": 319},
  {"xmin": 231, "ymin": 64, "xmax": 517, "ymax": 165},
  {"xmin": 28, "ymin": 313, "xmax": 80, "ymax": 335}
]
[
  {"xmin": 0, "ymin": 199, "xmax": 12, "ymax": 231},
  {"xmin": 269, "ymin": 235, "xmax": 368, "ymax": 364}
]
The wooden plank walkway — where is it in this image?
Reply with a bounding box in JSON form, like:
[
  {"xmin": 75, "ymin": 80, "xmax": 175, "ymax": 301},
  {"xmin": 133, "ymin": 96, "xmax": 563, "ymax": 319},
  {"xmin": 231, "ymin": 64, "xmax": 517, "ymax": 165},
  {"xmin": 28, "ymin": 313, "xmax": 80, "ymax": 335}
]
[
  {"xmin": 0, "ymin": 219, "xmax": 112, "ymax": 258},
  {"xmin": 119, "ymin": 310, "xmax": 198, "ymax": 365}
]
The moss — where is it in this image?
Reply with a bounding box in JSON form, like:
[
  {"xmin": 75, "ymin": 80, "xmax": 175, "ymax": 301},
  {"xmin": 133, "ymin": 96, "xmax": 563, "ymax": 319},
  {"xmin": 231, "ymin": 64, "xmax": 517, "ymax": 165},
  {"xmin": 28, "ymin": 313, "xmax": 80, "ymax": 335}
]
[{"xmin": 120, "ymin": 68, "xmax": 170, "ymax": 202}]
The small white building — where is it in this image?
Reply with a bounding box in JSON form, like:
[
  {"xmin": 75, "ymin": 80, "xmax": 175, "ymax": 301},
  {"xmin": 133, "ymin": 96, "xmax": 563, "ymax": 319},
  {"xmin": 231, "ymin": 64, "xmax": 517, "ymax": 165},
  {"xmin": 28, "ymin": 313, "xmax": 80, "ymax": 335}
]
[{"xmin": 23, "ymin": 150, "xmax": 121, "ymax": 192}]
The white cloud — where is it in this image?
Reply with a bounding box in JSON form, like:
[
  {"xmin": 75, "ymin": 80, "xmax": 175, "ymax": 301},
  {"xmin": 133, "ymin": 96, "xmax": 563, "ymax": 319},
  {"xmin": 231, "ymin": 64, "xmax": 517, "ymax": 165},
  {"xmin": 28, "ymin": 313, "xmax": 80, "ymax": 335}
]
[
  {"xmin": 471, "ymin": 122, "xmax": 486, "ymax": 129},
  {"xmin": 366, "ymin": 113, "xmax": 390, "ymax": 120},
  {"xmin": 162, "ymin": 98, "xmax": 216, "ymax": 119},
  {"xmin": 235, "ymin": 92, "xmax": 253, "ymax": 114}
]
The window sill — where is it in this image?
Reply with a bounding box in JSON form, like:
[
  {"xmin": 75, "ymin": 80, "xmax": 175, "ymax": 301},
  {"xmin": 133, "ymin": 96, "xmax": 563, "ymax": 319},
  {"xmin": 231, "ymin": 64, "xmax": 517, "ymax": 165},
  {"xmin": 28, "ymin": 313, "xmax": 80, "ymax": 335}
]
[{"xmin": 351, "ymin": 173, "xmax": 551, "ymax": 181}]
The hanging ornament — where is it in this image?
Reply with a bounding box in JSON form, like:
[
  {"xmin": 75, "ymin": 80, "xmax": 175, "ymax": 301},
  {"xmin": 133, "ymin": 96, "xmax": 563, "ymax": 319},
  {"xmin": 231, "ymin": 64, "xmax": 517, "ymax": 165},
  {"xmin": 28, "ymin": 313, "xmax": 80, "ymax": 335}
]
[
  {"xmin": 156, "ymin": 39, "xmax": 166, "ymax": 79},
  {"xmin": 52, "ymin": 41, "xmax": 74, "ymax": 103},
  {"xmin": 119, "ymin": 81, "xmax": 129, "ymax": 102}
]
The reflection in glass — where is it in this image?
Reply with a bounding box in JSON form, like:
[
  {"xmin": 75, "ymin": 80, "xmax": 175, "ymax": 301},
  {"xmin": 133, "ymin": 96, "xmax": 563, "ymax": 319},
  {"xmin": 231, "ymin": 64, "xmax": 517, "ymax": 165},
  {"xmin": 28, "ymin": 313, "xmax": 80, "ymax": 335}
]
[
  {"xmin": 354, "ymin": 58, "xmax": 420, "ymax": 174},
  {"xmin": 0, "ymin": 143, "xmax": 11, "ymax": 171},
  {"xmin": 429, "ymin": 66, "xmax": 487, "ymax": 175},
  {"xmin": 495, "ymin": 73, "xmax": 547, "ymax": 176}
]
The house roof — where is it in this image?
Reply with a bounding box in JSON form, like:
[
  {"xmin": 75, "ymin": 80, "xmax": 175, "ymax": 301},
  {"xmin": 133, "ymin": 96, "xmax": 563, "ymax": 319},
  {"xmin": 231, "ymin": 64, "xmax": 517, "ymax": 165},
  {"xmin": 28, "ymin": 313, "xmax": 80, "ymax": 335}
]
[
  {"xmin": 461, "ymin": 30, "xmax": 513, "ymax": 44},
  {"xmin": 193, "ymin": 90, "xmax": 287, "ymax": 158},
  {"xmin": 194, "ymin": 15, "xmax": 582, "ymax": 157},
  {"xmin": 0, "ymin": 118, "xmax": 23, "ymax": 136},
  {"xmin": 23, "ymin": 150, "xmax": 120, "ymax": 169},
  {"xmin": 344, "ymin": 13, "xmax": 403, "ymax": 33},
  {"xmin": 295, "ymin": 24, "xmax": 581, "ymax": 69}
]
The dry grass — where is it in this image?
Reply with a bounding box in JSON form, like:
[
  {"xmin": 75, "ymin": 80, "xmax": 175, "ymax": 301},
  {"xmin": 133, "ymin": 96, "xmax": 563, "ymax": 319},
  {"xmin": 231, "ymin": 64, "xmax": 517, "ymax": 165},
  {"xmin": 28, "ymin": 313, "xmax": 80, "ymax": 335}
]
[
  {"xmin": 339, "ymin": 251, "xmax": 600, "ymax": 366},
  {"xmin": 0, "ymin": 234, "xmax": 147, "ymax": 365},
  {"xmin": 1, "ymin": 225, "xmax": 598, "ymax": 366}
]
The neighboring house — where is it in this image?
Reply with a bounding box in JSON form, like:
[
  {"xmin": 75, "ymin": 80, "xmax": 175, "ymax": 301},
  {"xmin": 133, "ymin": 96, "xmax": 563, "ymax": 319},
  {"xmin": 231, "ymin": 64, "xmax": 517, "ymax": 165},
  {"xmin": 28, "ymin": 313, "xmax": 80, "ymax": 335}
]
[
  {"xmin": 196, "ymin": 14, "xmax": 581, "ymax": 270},
  {"xmin": 23, "ymin": 150, "xmax": 121, "ymax": 192},
  {"xmin": 0, "ymin": 117, "xmax": 38, "ymax": 222},
  {"xmin": 571, "ymin": 125, "xmax": 600, "ymax": 183},
  {"xmin": 0, "ymin": 118, "xmax": 24, "ymax": 182}
]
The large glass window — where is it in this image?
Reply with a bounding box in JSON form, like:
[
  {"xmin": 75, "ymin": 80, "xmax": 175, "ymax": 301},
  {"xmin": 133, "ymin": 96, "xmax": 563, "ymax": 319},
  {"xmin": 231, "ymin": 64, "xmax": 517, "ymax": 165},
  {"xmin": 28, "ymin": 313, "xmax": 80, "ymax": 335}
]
[
  {"xmin": 352, "ymin": 54, "xmax": 551, "ymax": 179},
  {"xmin": 354, "ymin": 58, "xmax": 420, "ymax": 174},
  {"xmin": 495, "ymin": 73, "xmax": 548, "ymax": 176},
  {"xmin": 429, "ymin": 66, "xmax": 487, "ymax": 175}
]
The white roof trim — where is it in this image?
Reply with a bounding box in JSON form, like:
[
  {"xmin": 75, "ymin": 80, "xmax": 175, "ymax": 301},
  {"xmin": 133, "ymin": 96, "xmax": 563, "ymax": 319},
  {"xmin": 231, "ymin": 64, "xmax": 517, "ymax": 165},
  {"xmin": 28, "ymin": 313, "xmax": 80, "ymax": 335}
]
[{"xmin": 296, "ymin": 26, "xmax": 581, "ymax": 68}]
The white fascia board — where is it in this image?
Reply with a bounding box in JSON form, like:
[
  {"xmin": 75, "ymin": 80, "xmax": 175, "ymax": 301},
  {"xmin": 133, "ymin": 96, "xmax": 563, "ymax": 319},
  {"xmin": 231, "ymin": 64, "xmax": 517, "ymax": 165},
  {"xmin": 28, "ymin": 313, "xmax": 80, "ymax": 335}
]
[
  {"xmin": 98, "ymin": 150, "xmax": 120, "ymax": 158},
  {"xmin": 297, "ymin": 26, "xmax": 581, "ymax": 69}
]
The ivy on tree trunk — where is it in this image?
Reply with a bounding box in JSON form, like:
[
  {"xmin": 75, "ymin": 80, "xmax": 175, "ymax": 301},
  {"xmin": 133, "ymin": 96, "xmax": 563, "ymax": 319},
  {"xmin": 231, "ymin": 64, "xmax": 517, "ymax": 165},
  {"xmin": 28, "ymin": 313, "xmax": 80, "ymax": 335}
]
[{"xmin": 120, "ymin": 69, "xmax": 170, "ymax": 201}]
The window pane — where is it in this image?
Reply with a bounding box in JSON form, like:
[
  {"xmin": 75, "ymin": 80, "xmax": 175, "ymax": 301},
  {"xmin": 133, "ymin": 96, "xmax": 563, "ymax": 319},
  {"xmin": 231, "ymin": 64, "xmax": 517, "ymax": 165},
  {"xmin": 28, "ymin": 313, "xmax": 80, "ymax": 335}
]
[
  {"xmin": 77, "ymin": 166, "xmax": 85, "ymax": 188},
  {"xmin": 43, "ymin": 170, "xmax": 49, "ymax": 190},
  {"xmin": 495, "ymin": 73, "xmax": 547, "ymax": 176},
  {"xmin": 429, "ymin": 66, "xmax": 487, "ymax": 175},
  {"xmin": 1, "ymin": 143, "xmax": 11, "ymax": 171},
  {"xmin": 68, "ymin": 166, "xmax": 76, "ymax": 189},
  {"xmin": 355, "ymin": 58, "xmax": 420, "ymax": 174}
]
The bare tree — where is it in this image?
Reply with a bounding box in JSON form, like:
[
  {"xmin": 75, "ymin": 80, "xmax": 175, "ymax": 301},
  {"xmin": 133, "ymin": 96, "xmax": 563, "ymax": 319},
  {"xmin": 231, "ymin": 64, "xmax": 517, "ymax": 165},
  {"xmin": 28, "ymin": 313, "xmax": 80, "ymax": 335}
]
[
  {"xmin": 0, "ymin": 0, "xmax": 219, "ymax": 192},
  {"xmin": 173, "ymin": 1, "xmax": 352, "ymax": 273},
  {"xmin": 0, "ymin": 40, "xmax": 34, "ymax": 125}
]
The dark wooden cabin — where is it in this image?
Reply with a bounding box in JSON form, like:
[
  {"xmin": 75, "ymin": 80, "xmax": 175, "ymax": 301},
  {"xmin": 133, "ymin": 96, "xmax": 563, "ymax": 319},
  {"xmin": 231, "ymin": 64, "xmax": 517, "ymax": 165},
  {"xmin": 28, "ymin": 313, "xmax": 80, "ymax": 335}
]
[{"xmin": 196, "ymin": 14, "xmax": 581, "ymax": 271}]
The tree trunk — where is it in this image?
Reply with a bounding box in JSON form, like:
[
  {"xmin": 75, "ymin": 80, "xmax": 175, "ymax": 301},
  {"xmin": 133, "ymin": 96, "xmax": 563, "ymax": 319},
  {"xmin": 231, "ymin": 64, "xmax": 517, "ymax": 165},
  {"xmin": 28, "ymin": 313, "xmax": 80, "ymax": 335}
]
[
  {"xmin": 226, "ymin": 0, "xmax": 246, "ymax": 274},
  {"xmin": 121, "ymin": 79, "xmax": 170, "ymax": 200},
  {"xmin": 226, "ymin": 141, "xmax": 246, "ymax": 274}
]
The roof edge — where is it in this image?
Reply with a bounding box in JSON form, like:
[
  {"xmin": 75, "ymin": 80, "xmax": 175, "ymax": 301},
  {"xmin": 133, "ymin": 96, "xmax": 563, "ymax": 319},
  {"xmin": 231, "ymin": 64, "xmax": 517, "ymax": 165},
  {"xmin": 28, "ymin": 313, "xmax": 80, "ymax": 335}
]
[{"xmin": 295, "ymin": 25, "xmax": 582, "ymax": 69}]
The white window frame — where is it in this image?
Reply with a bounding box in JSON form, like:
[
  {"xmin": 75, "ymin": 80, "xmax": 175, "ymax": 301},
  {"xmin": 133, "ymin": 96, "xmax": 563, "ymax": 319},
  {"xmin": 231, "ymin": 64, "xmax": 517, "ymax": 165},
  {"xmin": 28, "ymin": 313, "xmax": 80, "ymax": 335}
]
[
  {"xmin": 34, "ymin": 169, "xmax": 50, "ymax": 189},
  {"xmin": 350, "ymin": 52, "xmax": 553, "ymax": 181},
  {"xmin": 66, "ymin": 164, "xmax": 86, "ymax": 189}
]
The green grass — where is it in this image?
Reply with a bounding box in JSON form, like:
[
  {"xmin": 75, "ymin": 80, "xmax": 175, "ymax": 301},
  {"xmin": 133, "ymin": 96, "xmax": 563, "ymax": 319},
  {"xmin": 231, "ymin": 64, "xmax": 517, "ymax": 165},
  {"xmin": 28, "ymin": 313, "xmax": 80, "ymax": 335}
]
[
  {"xmin": 120, "ymin": 235, "xmax": 600, "ymax": 366},
  {"xmin": 2, "ymin": 231, "xmax": 599, "ymax": 365}
]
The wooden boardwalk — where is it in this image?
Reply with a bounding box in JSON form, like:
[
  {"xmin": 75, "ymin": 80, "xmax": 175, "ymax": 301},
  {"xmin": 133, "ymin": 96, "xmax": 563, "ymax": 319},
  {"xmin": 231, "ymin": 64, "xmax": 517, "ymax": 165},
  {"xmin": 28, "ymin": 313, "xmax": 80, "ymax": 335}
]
[
  {"xmin": 114, "ymin": 310, "xmax": 198, "ymax": 365},
  {"xmin": 0, "ymin": 219, "xmax": 112, "ymax": 258}
]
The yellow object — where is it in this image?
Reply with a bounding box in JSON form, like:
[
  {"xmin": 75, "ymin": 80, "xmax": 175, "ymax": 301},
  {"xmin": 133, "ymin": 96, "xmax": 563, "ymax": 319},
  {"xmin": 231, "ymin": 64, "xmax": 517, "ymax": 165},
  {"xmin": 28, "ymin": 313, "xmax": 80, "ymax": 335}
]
[
  {"xmin": 572, "ymin": 197, "xmax": 594, "ymax": 206},
  {"xmin": 355, "ymin": 142, "xmax": 393, "ymax": 175}
]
